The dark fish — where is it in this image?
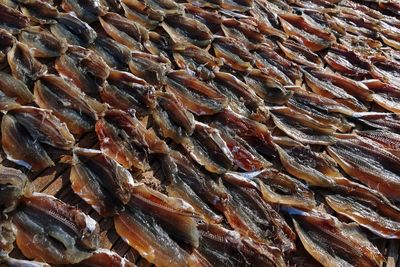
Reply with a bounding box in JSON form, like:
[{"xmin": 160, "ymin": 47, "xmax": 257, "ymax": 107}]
[
  {"xmin": 70, "ymin": 148, "xmax": 135, "ymax": 216},
  {"xmin": 0, "ymin": 166, "xmax": 31, "ymax": 214},
  {"xmin": 183, "ymin": 3, "xmax": 222, "ymax": 33},
  {"xmin": 18, "ymin": 0, "xmax": 59, "ymax": 24},
  {"xmin": 291, "ymin": 209, "xmax": 384, "ymax": 267},
  {"xmin": 221, "ymin": 18, "xmax": 266, "ymax": 49},
  {"xmin": 61, "ymin": 0, "xmax": 108, "ymax": 23},
  {"xmin": 324, "ymin": 43, "xmax": 370, "ymax": 77},
  {"xmin": 180, "ymin": 122, "xmax": 234, "ymax": 174},
  {"xmin": 370, "ymin": 55, "xmax": 400, "ymax": 87},
  {"xmin": 51, "ymin": 12, "xmax": 97, "ymax": 46},
  {"xmin": 276, "ymin": 145, "xmax": 338, "ymax": 187},
  {"xmin": 161, "ymin": 151, "xmax": 222, "ymax": 224},
  {"xmin": 173, "ymin": 43, "xmax": 223, "ymax": 80},
  {"xmin": 34, "ymin": 74, "xmax": 107, "ymax": 135},
  {"xmin": 379, "ymin": 0, "xmax": 400, "ymax": 16},
  {"xmin": 221, "ymin": 0, "xmax": 253, "ymax": 12},
  {"xmin": 277, "ymin": 39, "xmax": 323, "ymax": 68},
  {"xmin": 139, "ymin": 0, "xmax": 183, "ymax": 17},
  {"xmin": 114, "ymin": 206, "xmax": 196, "ymax": 267},
  {"xmin": 13, "ymin": 193, "xmax": 100, "ymax": 264},
  {"xmin": 279, "ymin": 13, "xmax": 336, "ymax": 51},
  {"xmin": 144, "ymin": 31, "xmax": 171, "ymax": 56},
  {"xmin": 101, "ymin": 70, "xmax": 156, "ymax": 116},
  {"xmin": 152, "ymin": 92, "xmax": 195, "ymax": 142},
  {"xmin": 244, "ymin": 69, "xmax": 293, "ymax": 103},
  {"xmin": 162, "ymin": 15, "xmax": 213, "ymax": 47},
  {"xmin": 271, "ymin": 107, "xmax": 337, "ymax": 145},
  {"xmin": 121, "ymin": 0, "xmax": 162, "ymax": 30},
  {"xmin": 100, "ymin": 12, "xmax": 149, "ymax": 50},
  {"xmin": 7, "ymin": 42, "xmax": 47, "ymax": 85},
  {"xmin": 0, "ymin": 219, "xmax": 15, "ymax": 253},
  {"xmin": 91, "ymin": 36, "xmax": 131, "ymax": 69},
  {"xmin": 350, "ymin": 112, "xmax": 400, "ymax": 132},
  {"xmin": 0, "ymin": 3, "xmax": 29, "ymax": 34},
  {"xmin": 73, "ymin": 249, "xmax": 136, "ymax": 267},
  {"xmin": 19, "ymin": 26, "xmax": 67, "ymax": 58},
  {"xmin": 55, "ymin": 45, "xmax": 110, "ymax": 95},
  {"xmin": 213, "ymin": 36, "xmax": 255, "ymax": 71},
  {"xmin": 0, "ymin": 71, "xmax": 34, "ymax": 104},
  {"xmin": 356, "ymin": 130, "xmax": 400, "ymax": 157},
  {"xmin": 95, "ymin": 109, "xmax": 168, "ymax": 170},
  {"xmin": 0, "ymin": 28, "xmax": 15, "ymax": 69},
  {"xmin": 327, "ymin": 136, "xmax": 400, "ymax": 200},
  {"xmin": 326, "ymin": 177, "xmax": 400, "ymax": 239},
  {"xmin": 194, "ymin": 222, "xmax": 286, "ymax": 267},
  {"xmin": 2, "ymin": 107, "xmax": 75, "ymax": 171},
  {"xmin": 166, "ymin": 70, "xmax": 228, "ymax": 115},
  {"xmin": 363, "ymin": 79, "xmax": 400, "ymax": 113},
  {"xmin": 129, "ymin": 51, "xmax": 170, "ymax": 85},
  {"xmin": 0, "ymin": 255, "xmax": 50, "ymax": 267}
]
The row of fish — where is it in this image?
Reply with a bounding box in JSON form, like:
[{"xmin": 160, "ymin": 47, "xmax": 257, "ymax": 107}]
[{"xmin": 0, "ymin": 0, "xmax": 399, "ymax": 266}]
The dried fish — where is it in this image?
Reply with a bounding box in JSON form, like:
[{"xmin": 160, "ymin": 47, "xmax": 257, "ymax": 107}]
[
  {"xmin": 91, "ymin": 36, "xmax": 131, "ymax": 69},
  {"xmin": 327, "ymin": 136, "xmax": 400, "ymax": 200},
  {"xmin": 55, "ymin": 46, "xmax": 110, "ymax": 95},
  {"xmin": 13, "ymin": 193, "xmax": 100, "ymax": 264},
  {"xmin": 0, "ymin": 219, "xmax": 15, "ymax": 253},
  {"xmin": 121, "ymin": 0, "xmax": 162, "ymax": 30},
  {"xmin": 8, "ymin": 42, "xmax": 47, "ymax": 85},
  {"xmin": 0, "ymin": 255, "xmax": 50, "ymax": 267},
  {"xmin": 291, "ymin": 209, "xmax": 384, "ymax": 267},
  {"xmin": 61, "ymin": 0, "xmax": 108, "ymax": 23},
  {"xmin": 71, "ymin": 148, "xmax": 135, "ymax": 216},
  {"xmin": 276, "ymin": 145, "xmax": 338, "ymax": 187},
  {"xmin": 0, "ymin": 71, "xmax": 34, "ymax": 104},
  {"xmin": 51, "ymin": 12, "xmax": 97, "ymax": 46},
  {"xmin": 18, "ymin": 0, "xmax": 59, "ymax": 24},
  {"xmin": 363, "ymin": 79, "xmax": 400, "ymax": 113},
  {"xmin": 183, "ymin": 3, "xmax": 222, "ymax": 33},
  {"xmin": 129, "ymin": 51, "xmax": 170, "ymax": 85},
  {"xmin": 100, "ymin": 12, "xmax": 149, "ymax": 50},
  {"xmin": 221, "ymin": 18, "xmax": 266, "ymax": 49},
  {"xmin": 96, "ymin": 109, "xmax": 168, "ymax": 170},
  {"xmin": 212, "ymin": 36, "xmax": 255, "ymax": 71},
  {"xmin": 152, "ymin": 92, "xmax": 195, "ymax": 142},
  {"xmin": 162, "ymin": 15, "xmax": 213, "ymax": 47},
  {"xmin": 0, "ymin": 28, "xmax": 14, "ymax": 68},
  {"xmin": 173, "ymin": 43, "xmax": 222, "ymax": 80},
  {"xmin": 19, "ymin": 26, "xmax": 67, "ymax": 58},
  {"xmin": 34, "ymin": 74, "xmax": 106, "ymax": 135},
  {"xmin": 350, "ymin": 112, "xmax": 400, "ymax": 133},
  {"xmin": 221, "ymin": 0, "xmax": 253, "ymax": 12},
  {"xmin": 0, "ymin": 4, "xmax": 29, "ymax": 34},
  {"xmin": 73, "ymin": 249, "xmax": 135, "ymax": 267},
  {"xmin": 370, "ymin": 55, "xmax": 400, "ymax": 87},
  {"xmin": 101, "ymin": 70, "xmax": 156, "ymax": 115},
  {"xmin": 2, "ymin": 107, "xmax": 75, "ymax": 171},
  {"xmin": 277, "ymin": 40, "xmax": 323, "ymax": 68},
  {"xmin": 166, "ymin": 70, "xmax": 228, "ymax": 115},
  {"xmin": 0, "ymin": 166, "xmax": 31, "ymax": 214},
  {"xmin": 357, "ymin": 130, "xmax": 400, "ymax": 157}
]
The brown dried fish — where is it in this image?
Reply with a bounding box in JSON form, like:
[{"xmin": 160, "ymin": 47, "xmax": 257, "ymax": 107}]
[
  {"xmin": 0, "ymin": 255, "xmax": 50, "ymax": 267},
  {"xmin": 18, "ymin": 0, "xmax": 59, "ymax": 24},
  {"xmin": 166, "ymin": 70, "xmax": 228, "ymax": 115},
  {"xmin": 129, "ymin": 51, "xmax": 170, "ymax": 85},
  {"xmin": 278, "ymin": 40, "xmax": 323, "ymax": 68},
  {"xmin": 0, "ymin": 219, "xmax": 15, "ymax": 253},
  {"xmin": 363, "ymin": 79, "xmax": 400, "ymax": 113},
  {"xmin": 221, "ymin": 18, "xmax": 266, "ymax": 49},
  {"xmin": 2, "ymin": 107, "xmax": 75, "ymax": 171},
  {"xmin": 357, "ymin": 130, "xmax": 400, "ymax": 157},
  {"xmin": 0, "ymin": 71, "xmax": 34, "ymax": 104},
  {"xmin": 8, "ymin": 42, "xmax": 47, "ymax": 85},
  {"xmin": 13, "ymin": 193, "xmax": 99, "ymax": 264},
  {"xmin": 213, "ymin": 36, "xmax": 255, "ymax": 71},
  {"xmin": 370, "ymin": 55, "xmax": 400, "ymax": 87},
  {"xmin": 100, "ymin": 12, "xmax": 149, "ymax": 50},
  {"xmin": 350, "ymin": 112, "xmax": 400, "ymax": 133},
  {"xmin": 0, "ymin": 4, "xmax": 29, "ymax": 34},
  {"xmin": 96, "ymin": 109, "xmax": 168, "ymax": 170},
  {"xmin": 183, "ymin": 3, "xmax": 222, "ymax": 33},
  {"xmin": 51, "ymin": 12, "xmax": 97, "ymax": 46},
  {"xmin": 91, "ymin": 36, "xmax": 131, "ymax": 69},
  {"xmin": 55, "ymin": 45, "xmax": 110, "ymax": 95},
  {"xmin": 0, "ymin": 28, "xmax": 14, "ymax": 69},
  {"xmin": 121, "ymin": 0, "xmax": 162, "ymax": 30},
  {"xmin": 101, "ymin": 70, "xmax": 156, "ymax": 116},
  {"xmin": 71, "ymin": 148, "xmax": 135, "ymax": 216},
  {"xmin": 221, "ymin": 0, "xmax": 253, "ymax": 12},
  {"xmin": 34, "ymin": 74, "xmax": 106, "ymax": 135},
  {"xmin": 73, "ymin": 249, "xmax": 136, "ymax": 267},
  {"xmin": 19, "ymin": 26, "xmax": 67, "ymax": 58},
  {"xmin": 61, "ymin": 0, "xmax": 108, "ymax": 23}
]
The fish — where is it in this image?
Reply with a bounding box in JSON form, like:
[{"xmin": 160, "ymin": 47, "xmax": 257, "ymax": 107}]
[
  {"xmin": 129, "ymin": 51, "xmax": 170, "ymax": 85},
  {"xmin": 276, "ymin": 144, "xmax": 338, "ymax": 187},
  {"xmin": 18, "ymin": 0, "xmax": 59, "ymax": 24},
  {"xmin": 0, "ymin": 71, "xmax": 34, "ymax": 104},
  {"xmin": 370, "ymin": 55, "xmax": 400, "ymax": 87},
  {"xmin": 2, "ymin": 107, "xmax": 75, "ymax": 171},
  {"xmin": 221, "ymin": 0, "xmax": 253, "ymax": 12},
  {"xmin": 277, "ymin": 40, "xmax": 323, "ymax": 68},
  {"xmin": 363, "ymin": 79, "xmax": 400, "ymax": 113},
  {"xmin": 70, "ymin": 148, "xmax": 135, "ymax": 216},
  {"xmin": 0, "ymin": 165, "xmax": 31, "ymax": 214},
  {"xmin": 100, "ymin": 12, "xmax": 149, "ymax": 50},
  {"xmin": 183, "ymin": 3, "xmax": 222, "ymax": 33},
  {"xmin": 243, "ymin": 69, "xmax": 293, "ymax": 104},
  {"xmin": 327, "ymin": 136, "xmax": 400, "ymax": 200},
  {"xmin": 34, "ymin": 74, "xmax": 107, "ymax": 135},
  {"xmin": 13, "ymin": 193, "xmax": 100, "ymax": 264},
  {"xmin": 212, "ymin": 36, "xmax": 255, "ymax": 71},
  {"xmin": 19, "ymin": 26, "xmax": 68, "ymax": 58},
  {"xmin": 324, "ymin": 43, "xmax": 370, "ymax": 77},
  {"xmin": 152, "ymin": 92, "xmax": 195, "ymax": 142},
  {"xmin": 55, "ymin": 45, "xmax": 110, "ymax": 95},
  {"xmin": 350, "ymin": 112, "xmax": 400, "ymax": 133},
  {"xmin": 96, "ymin": 109, "xmax": 168, "ymax": 170},
  {"xmin": 356, "ymin": 129, "xmax": 400, "ymax": 157},
  {"xmin": 173, "ymin": 43, "xmax": 223, "ymax": 80},
  {"xmin": 121, "ymin": 0, "xmax": 163, "ymax": 30},
  {"xmin": 61, "ymin": 0, "xmax": 108, "ymax": 23},
  {"xmin": 0, "ymin": 3, "xmax": 30, "ymax": 34},
  {"xmin": 7, "ymin": 42, "xmax": 47, "ymax": 86},
  {"xmin": 72, "ymin": 249, "xmax": 136, "ymax": 267},
  {"xmin": 101, "ymin": 70, "xmax": 156, "ymax": 116},
  {"xmin": 0, "ymin": 255, "xmax": 50, "ymax": 267},
  {"xmin": 326, "ymin": 177, "xmax": 400, "ymax": 239},
  {"xmin": 162, "ymin": 15, "xmax": 213, "ymax": 47},
  {"xmin": 51, "ymin": 12, "xmax": 97, "ymax": 46},
  {"xmin": 91, "ymin": 36, "xmax": 132, "ymax": 69},
  {"xmin": 291, "ymin": 209, "xmax": 384, "ymax": 267},
  {"xmin": 221, "ymin": 18, "xmax": 266, "ymax": 49},
  {"xmin": 166, "ymin": 70, "xmax": 228, "ymax": 115}
]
